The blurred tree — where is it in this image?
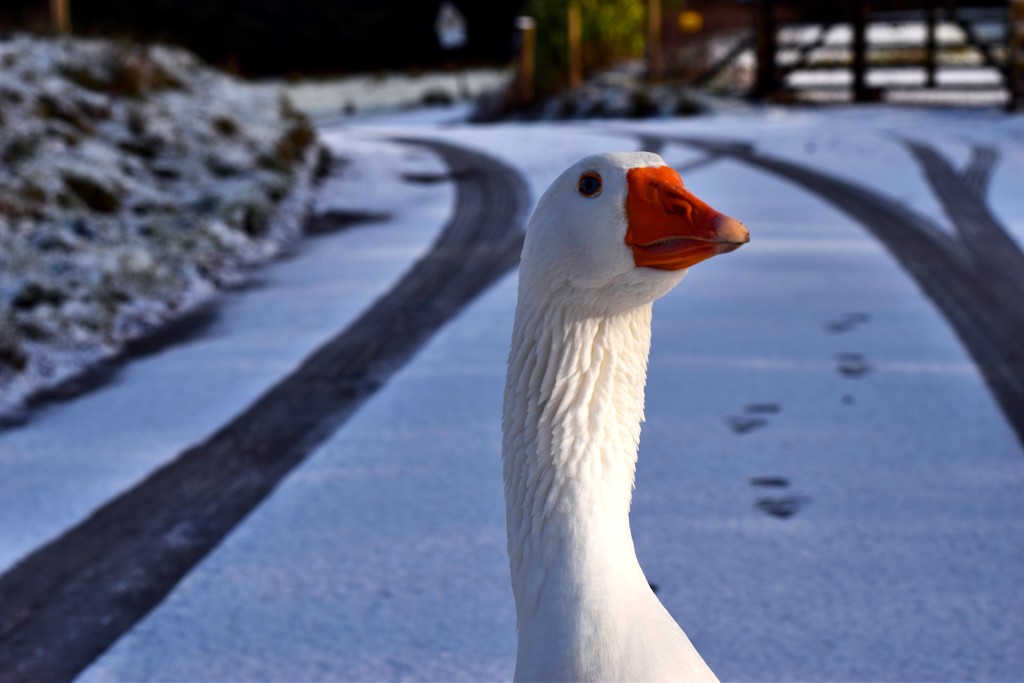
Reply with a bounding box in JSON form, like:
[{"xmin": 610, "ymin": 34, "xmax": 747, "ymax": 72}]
[{"xmin": 525, "ymin": 0, "xmax": 645, "ymax": 93}]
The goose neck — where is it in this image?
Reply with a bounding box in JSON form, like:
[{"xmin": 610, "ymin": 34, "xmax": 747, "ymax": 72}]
[{"xmin": 501, "ymin": 295, "xmax": 654, "ymax": 621}]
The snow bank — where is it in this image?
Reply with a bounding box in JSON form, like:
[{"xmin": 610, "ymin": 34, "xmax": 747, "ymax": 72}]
[
  {"xmin": 0, "ymin": 35, "xmax": 321, "ymax": 419},
  {"xmin": 280, "ymin": 68, "xmax": 512, "ymax": 123}
]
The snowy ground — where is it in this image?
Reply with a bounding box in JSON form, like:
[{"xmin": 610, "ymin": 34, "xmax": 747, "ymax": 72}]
[
  {"xmin": 0, "ymin": 135, "xmax": 452, "ymax": 575},
  {"xmin": 1, "ymin": 103, "xmax": 1023, "ymax": 681}
]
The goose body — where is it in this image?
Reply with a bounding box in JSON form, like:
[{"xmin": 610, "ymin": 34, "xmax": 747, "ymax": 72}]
[{"xmin": 501, "ymin": 152, "xmax": 747, "ymax": 682}]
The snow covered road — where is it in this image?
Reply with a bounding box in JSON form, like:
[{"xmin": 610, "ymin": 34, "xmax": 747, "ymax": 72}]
[
  {"xmin": 0, "ymin": 135, "xmax": 531, "ymax": 680},
  {"xmin": 2, "ymin": 107, "xmax": 1024, "ymax": 681}
]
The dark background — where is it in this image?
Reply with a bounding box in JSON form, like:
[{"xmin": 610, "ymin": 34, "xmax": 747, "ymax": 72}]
[{"xmin": 0, "ymin": 0, "xmax": 527, "ymax": 76}]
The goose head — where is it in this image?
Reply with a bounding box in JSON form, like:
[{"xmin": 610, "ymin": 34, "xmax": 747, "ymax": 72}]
[{"xmin": 520, "ymin": 151, "xmax": 748, "ymax": 314}]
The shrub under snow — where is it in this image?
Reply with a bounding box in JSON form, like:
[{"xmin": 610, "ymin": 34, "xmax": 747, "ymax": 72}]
[{"xmin": 0, "ymin": 35, "xmax": 320, "ymax": 417}]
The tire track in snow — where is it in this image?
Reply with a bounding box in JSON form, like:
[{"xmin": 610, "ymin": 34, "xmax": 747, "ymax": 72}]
[
  {"xmin": 633, "ymin": 131, "xmax": 1024, "ymax": 449},
  {"xmin": 0, "ymin": 138, "xmax": 530, "ymax": 682}
]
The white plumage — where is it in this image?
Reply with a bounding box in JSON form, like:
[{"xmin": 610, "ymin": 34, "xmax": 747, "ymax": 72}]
[{"xmin": 501, "ymin": 152, "xmax": 747, "ymax": 682}]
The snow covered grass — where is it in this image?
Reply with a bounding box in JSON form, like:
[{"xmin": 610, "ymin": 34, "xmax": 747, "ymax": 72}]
[
  {"xmin": 279, "ymin": 68, "xmax": 512, "ymax": 123},
  {"xmin": 0, "ymin": 35, "xmax": 320, "ymax": 418}
]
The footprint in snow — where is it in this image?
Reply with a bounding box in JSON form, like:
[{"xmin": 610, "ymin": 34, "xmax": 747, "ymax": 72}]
[
  {"xmin": 746, "ymin": 403, "xmax": 780, "ymax": 415},
  {"xmin": 401, "ymin": 171, "xmax": 452, "ymax": 184},
  {"xmin": 749, "ymin": 476, "xmax": 789, "ymax": 488},
  {"xmin": 728, "ymin": 416, "xmax": 766, "ymax": 434},
  {"xmin": 305, "ymin": 209, "xmax": 391, "ymax": 236},
  {"xmin": 727, "ymin": 403, "xmax": 781, "ymax": 434},
  {"xmin": 749, "ymin": 477, "xmax": 811, "ymax": 519},
  {"xmin": 836, "ymin": 352, "xmax": 871, "ymax": 379},
  {"xmin": 826, "ymin": 312, "xmax": 871, "ymax": 334},
  {"xmin": 755, "ymin": 495, "xmax": 811, "ymax": 519}
]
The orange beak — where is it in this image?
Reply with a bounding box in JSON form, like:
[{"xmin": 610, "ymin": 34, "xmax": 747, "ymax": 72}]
[{"xmin": 625, "ymin": 165, "xmax": 748, "ymax": 270}]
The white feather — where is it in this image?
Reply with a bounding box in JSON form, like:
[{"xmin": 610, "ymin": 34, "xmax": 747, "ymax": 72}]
[{"xmin": 501, "ymin": 152, "xmax": 719, "ymax": 682}]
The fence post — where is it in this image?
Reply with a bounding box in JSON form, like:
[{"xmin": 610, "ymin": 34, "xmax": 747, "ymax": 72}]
[
  {"xmin": 568, "ymin": 3, "xmax": 582, "ymax": 89},
  {"xmin": 1011, "ymin": 0, "xmax": 1024, "ymax": 111},
  {"xmin": 516, "ymin": 16, "xmax": 537, "ymax": 105},
  {"xmin": 851, "ymin": 0, "xmax": 871, "ymax": 101},
  {"xmin": 50, "ymin": 0, "xmax": 70, "ymax": 33},
  {"xmin": 648, "ymin": 0, "xmax": 663, "ymax": 82},
  {"xmin": 925, "ymin": 0, "xmax": 938, "ymax": 89},
  {"xmin": 752, "ymin": 0, "xmax": 778, "ymax": 99}
]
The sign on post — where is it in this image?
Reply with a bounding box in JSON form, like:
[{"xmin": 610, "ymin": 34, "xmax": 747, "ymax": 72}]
[{"xmin": 678, "ymin": 11, "xmax": 703, "ymax": 33}]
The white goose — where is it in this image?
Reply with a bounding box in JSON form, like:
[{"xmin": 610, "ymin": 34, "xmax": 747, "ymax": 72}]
[{"xmin": 501, "ymin": 151, "xmax": 747, "ymax": 682}]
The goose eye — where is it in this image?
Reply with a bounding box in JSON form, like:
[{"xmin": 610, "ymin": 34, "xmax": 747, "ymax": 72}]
[{"xmin": 578, "ymin": 172, "xmax": 602, "ymax": 197}]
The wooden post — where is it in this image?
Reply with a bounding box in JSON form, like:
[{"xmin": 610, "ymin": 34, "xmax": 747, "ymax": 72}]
[
  {"xmin": 925, "ymin": 0, "xmax": 938, "ymax": 88},
  {"xmin": 50, "ymin": 0, "xmax": 70, "ymax": 33},
  {"xmin": 568, "ymin": 3, "xmax": 582, "ymax": 89},
  {"xmin": 647, "ymin": 0, "xmax": 663, "ymax": 82},
  {"xmin": 752, "ymin": 0, "xmax": 778, "ymax": 99},
  {"xmin": 851, "ymin": 0, "xmax": 870, "ymax": 101},
  {"xmin": 517, "ymin": 16, "xmax": 537, "ymax": 105},
  {"xmin": 1011, "ymin": 0, "xmax": 1024, "ymax": 111}
]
